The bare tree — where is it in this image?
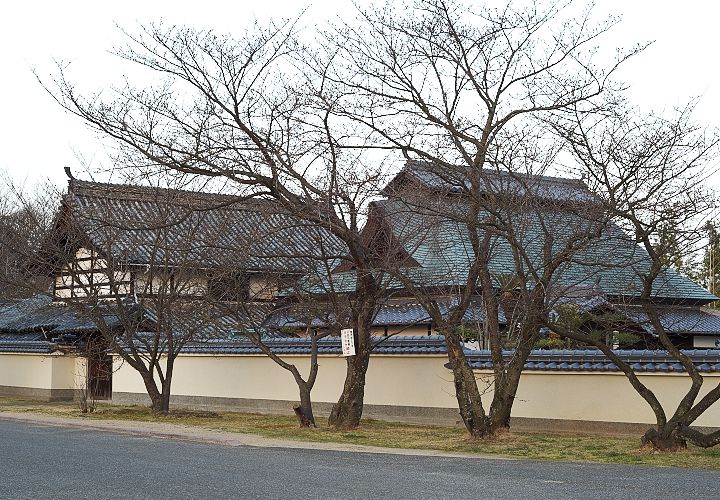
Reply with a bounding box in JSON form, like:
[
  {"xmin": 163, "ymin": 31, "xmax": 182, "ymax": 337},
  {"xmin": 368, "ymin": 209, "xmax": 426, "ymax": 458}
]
[
  {"xmin": 322, "ymin": 0, "xmax": 639, "ymax": 438},
  {"xmin": 200, "ymin": 219, "xmax": 350, "ymax": 427},
  {"xmin": 0, "ymin": 177, "xmax": 57, "ymax": 298},
  {"xmin": 38, "ymin": 178, "xmax": 244, "ymax": 413},
  {"xmin": 43, "ymin": 19, "xmax": 397, "ymax": 429},
  {"xmin": 552, "ymin": 104, "xmax": 720, "ymax": 450},
  {"xmin": 1, "ymin": 176, "xmax": 308, "ymax": 414}
]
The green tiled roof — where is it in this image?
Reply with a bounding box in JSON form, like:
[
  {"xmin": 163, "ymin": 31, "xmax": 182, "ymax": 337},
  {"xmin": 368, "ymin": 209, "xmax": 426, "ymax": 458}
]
[{"xmin": 376, "ymin": 196, "xmax": 715, "ymax": 302}]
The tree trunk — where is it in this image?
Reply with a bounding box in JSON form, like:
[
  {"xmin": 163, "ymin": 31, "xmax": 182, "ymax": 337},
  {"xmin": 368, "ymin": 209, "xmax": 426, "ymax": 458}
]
[
  {"xmin": 139, "ymin": 359, "xmax": 173, "ymax": 414},
  {"xmin": 294, "ymin": 381, "xmax": 316, "ymax": 428},
  {"xmin": 487, "ymin": 334, "xmax": 536, "ymax": 433},
  {"xmin": 487, "ymin": 368, "xmax": 523, "ymax": 433},
  {"xmin": 328, "ymin": 296, "xmax": 375, "ymax": 430},
  {"xmin": 677, "ymin": 425, "xmax": 720, "ymax": 448},
  {"xmin": 328, "ymin": 348, "xmax": 370, "ymax": 429},
  {"xmin": 641, "ymin": 425, "xmax": 687, "ymax": 451},
  {"xmin": 140, "ymin": 371, "xmax": 164, "ymax": 413},
  {"xmin": 445, "ymin": 329, "xmax": 490, "ymax": 438},
  {"xmin": 488, "ymin": 378, "xmax": 513, "ymax": 432},
  {"xmin": 157, "ymin": 358, "xmax": 174, "ymax": 414},
  {"xmin": 159, "ymin": 382, "xmax": 171, "ymax": 414}
]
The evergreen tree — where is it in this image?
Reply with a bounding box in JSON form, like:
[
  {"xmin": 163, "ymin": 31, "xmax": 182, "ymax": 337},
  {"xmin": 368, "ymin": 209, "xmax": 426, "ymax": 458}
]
[
  {"xmin": 701, "ymin": 221, "xmax": 720, "ymax": 297},
  {"xmin": 655, "ymin": 219, "xmax": 685, "ymax": 272}
]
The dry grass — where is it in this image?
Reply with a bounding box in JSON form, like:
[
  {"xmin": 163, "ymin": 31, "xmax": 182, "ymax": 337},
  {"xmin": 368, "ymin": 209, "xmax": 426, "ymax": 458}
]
[{"xmin": 2, "ymin": 397, "xmax": 719, "ymax": 469}]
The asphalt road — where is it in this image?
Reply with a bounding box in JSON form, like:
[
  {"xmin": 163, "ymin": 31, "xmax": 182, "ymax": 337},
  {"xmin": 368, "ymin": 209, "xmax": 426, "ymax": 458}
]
[{"xmin": 0, "ymin": 420, "xmax": 718, "ymax": 500}]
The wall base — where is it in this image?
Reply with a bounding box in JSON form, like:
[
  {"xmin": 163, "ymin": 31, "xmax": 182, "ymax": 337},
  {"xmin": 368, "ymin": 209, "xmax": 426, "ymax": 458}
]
[
  {"xmin": 110, "ymin": 392, "xmax": 458, "ymax": 425},
  {"xmin": 0, "ymin": 385, "xmax": 77, "ymax": 402}
]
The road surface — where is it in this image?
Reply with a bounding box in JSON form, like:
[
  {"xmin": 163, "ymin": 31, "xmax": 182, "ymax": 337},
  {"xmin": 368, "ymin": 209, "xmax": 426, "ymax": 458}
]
[{"xmin": 0, "ymin": 419, "xmax": 717, "ymax": 499}]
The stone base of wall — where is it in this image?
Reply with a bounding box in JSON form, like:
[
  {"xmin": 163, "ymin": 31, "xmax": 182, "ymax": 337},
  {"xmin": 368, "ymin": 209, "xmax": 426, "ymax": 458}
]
[
  {"xmin": 111, "ymin": 392, "xmax": 720, "ymax": 436},
  {"xmin": 0, "ymin": 385, "xmax": 77, "ymax": 402},
  {"xmin": 110, "ymin": 392, "xmax": 458, "ymax": 425},
  {"xmin": 509, "ymin": 417, "xmax": 652, "ymax": 436}
]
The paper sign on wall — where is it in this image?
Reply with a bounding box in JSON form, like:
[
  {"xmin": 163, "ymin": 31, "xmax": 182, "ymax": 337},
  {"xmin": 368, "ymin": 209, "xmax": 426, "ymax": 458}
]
[{"xmin": 341, "ymin": 328, "xmax": 356, "ymax": 356}]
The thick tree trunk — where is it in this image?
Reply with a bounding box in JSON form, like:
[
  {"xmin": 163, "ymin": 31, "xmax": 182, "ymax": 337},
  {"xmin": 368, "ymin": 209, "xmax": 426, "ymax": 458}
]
[
  {"xmin": 138, "ymin": 359, "xmax": 173, "ymax": 414},
  {"xmin": 140, "ymin": 371, "xmax": 164, "ymax": 413},
  {"xmin": 328, "ymin": 293, "xmax": 376, "ymax": 430},
  {"xmin": 159, "ymin": 382, "xmax": 171, "ymax": 414},
  {"xmin": 677, "ymin": 425, "xmax": 720, "ymax": 448},
  {"xmin": 445, "ymin": 330, "xmax": 490, "ymax": 438},
  {"xmin": 488, "ymin": 380, "xmax": 513, "ymax": 432},
  {"xmin": 487, "ymin": 367, "xmax": 523, "ymax": 433},
  {"xmin": 328, "ymin": 348, "xmax": 370, "ymax": 429},
  {"xmin": 641, "ymin": 425, "xmax": 687, "ymax": 451},
  {"xmin": 487, "ymin": 335, "xmax": 536, "ymax": 433}
]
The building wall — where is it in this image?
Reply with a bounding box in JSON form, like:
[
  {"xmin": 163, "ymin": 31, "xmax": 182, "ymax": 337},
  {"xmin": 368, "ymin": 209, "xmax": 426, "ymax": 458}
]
[
  {"xmin": 370, "ymin": 325, "xmax": 433, "ymax": 337},
  {"xmin": 55, "ymin": 247, "xmax": 132, "ymax": 298},
  {"xmin": 248, "ymin": 277, "xmax": 279, "ymax": 300},
  {"xmin": 0, "ymin": 353, "xmax": 83, "ymax": 401},
  {"xmin": 3, "ymin": 350, "xmax": 719, "ymax": 431},
  {"xmin": 110, "ymin": 353, "xmax": 720, "ymax": 429},
  {"xmin": 510, "ymin": 370, "xmax": 720, "ymax": 428},
  {"xmin": 694, "ymin": 336, "xmax": 720, "ymax": 348}
]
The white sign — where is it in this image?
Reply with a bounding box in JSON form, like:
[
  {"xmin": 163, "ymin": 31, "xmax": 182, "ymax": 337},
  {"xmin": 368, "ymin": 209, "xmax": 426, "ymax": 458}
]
[{"xmin": 341, "ymin": 328, "xmax": 356, "ymax": 357}]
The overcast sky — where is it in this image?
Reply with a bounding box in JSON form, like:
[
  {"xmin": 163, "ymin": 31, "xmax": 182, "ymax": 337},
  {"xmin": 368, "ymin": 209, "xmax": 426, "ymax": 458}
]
[{"xmin": 1, "ymin": 0, "xmax": 718, "ymax": 189}]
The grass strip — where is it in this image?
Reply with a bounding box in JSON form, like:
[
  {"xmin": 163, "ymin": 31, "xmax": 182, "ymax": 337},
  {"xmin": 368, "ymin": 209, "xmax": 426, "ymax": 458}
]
[{"xmin": 2, "ymin": 397, "xmax": 719, "ymax": 469}]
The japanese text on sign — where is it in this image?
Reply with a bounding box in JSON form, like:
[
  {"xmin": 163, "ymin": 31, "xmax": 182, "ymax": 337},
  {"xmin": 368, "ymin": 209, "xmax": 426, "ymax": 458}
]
[{"xmin": 341, "ymin": 328, "xmax": 356, "ymax": 356}]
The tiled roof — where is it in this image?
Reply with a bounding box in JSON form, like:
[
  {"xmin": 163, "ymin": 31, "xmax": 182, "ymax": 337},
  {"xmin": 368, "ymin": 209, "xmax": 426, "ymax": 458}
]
[
  {"xmin": 618, "ymin": 306, "xmax": 720, "ymax": 336},
  {"xmin": 386, "ymin": 161, "xmax": 597, "ymax": 204},
  {"xmin": 262, "ymin": 299, "xmax": 507, "ymax": 330},
  {"xmin": 373, "ymin": 196, "xmax": 715, "ymax": 302},
  {"xmin": 375, "ymin": 163, "xmax": 717, "ymax": 303},
  {"xmin": 0, "ymin": 294, "xmax": 279, "ymax": 343},
  {"xmin": 0, "ymin": 332, "xmax": 56, "ymax": 353},
  {"xmin": 165, "ymin": 337, "xmax": 720, "ymax": 373},
  {"xmin": 260, "ymin": 309, "xmax": 335, "ymax": 330},
  {"xmin": 179, "ymin": 335, "xmax": 449, "ymax": 355},
  {"xmin": 552, "ymin": 292, "xmax": 611, "ymax": 313},
  {"xmin": 140, "ymin": 301, "xmax": 274, "ymax": 338},
  {"xmin": 0, "ymin": 296, "xmax": 122, "ymax": 335},
  {"xmin": 373, "ymin": 299, "xmax": 506, "ymax": 325},
  {"xmin": 62, "ymin": 180, "xmax": 345, "ymax": 273},
  {"xmin": 466, "ymin": 348, "xmax": 720, "ymax": 373},
  {"xmin": 3, "ymin": 315, "xmax": 720, "ymax": 374}
]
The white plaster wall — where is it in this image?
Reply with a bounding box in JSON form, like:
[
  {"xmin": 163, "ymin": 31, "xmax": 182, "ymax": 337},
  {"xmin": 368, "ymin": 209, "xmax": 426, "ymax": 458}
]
[
  {"xmin": 53, "ymin": 356, "xmax": 86, "ymax": 390},
  {"xmin": 511, "ymin": 371, "xmax": 720, "ymax": 427},
  {"xmin": 55, "ymin": 247, "xmax": 132, "ymax": 298},
  {"xmin": 0, "ymin": 353, "xmax": 82, "ymax": 390},
  {"xmin": 112, "ymin": 354, "xmax": 455, "ymax": 406},
  {"xmin": 111, "ymin": 353, "xmax": 720, "ymax": 427},
  {"xmin": 134, "ymin": 272, "xmax": 208, "ymax": 296},
  {"xmin": 694, "ymin": 336, "xmax": 720, "ymax": 348},
  {"xmin": 0, "ymin": 354, "xmax": 55, "ymax": 389},
  {"xmin": 248, "ymin": 277, "xmax": 279, "ymax": 300}
]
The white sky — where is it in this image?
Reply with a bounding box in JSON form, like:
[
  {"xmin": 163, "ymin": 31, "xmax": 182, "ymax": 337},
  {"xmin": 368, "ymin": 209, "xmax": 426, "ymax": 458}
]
[{"xmin": 1, "ymin": 0, "xmax": 718, "ymax": 189}]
